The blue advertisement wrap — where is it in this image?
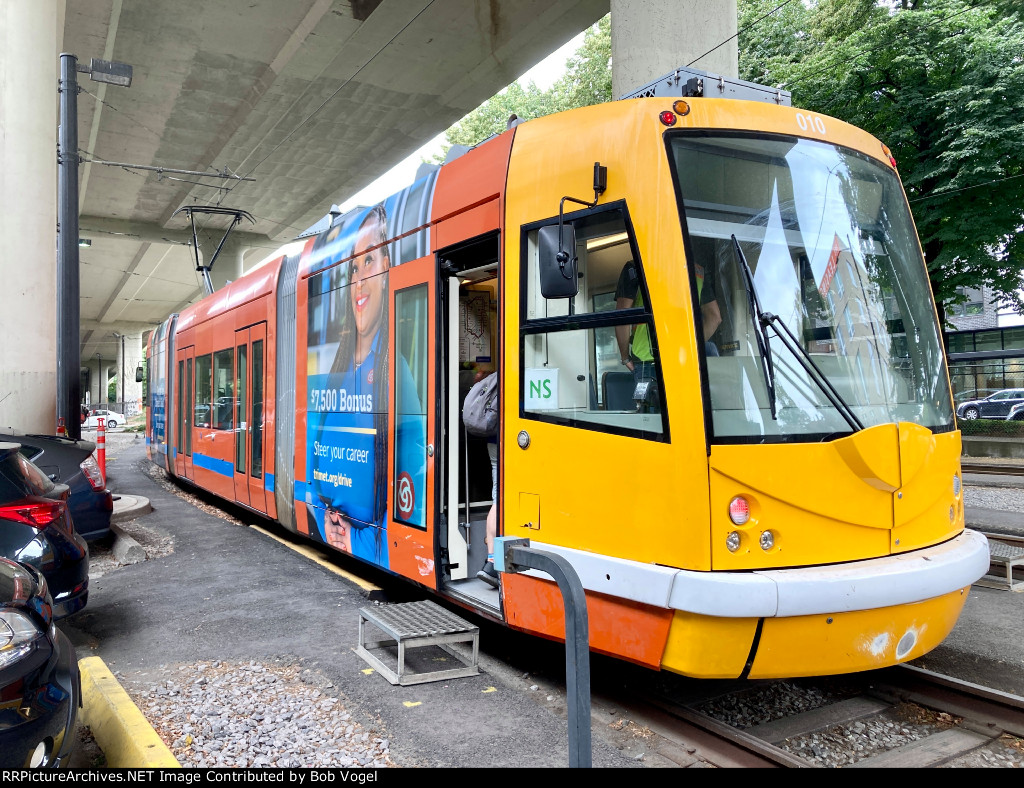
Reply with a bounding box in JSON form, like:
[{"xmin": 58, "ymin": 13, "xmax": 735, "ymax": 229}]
[{"xmin": 304, "ymin": 175, "xmax": 435, "ymax": 570}]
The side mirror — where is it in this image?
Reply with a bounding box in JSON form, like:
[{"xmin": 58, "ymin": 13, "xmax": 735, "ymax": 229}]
[
  {"xmin": 135, "ymin": 365, "xmax": 144, "ymax": 382},
  {"xmin": 538, "ymin": 224, "xmax": 579, "ymax": 299}
]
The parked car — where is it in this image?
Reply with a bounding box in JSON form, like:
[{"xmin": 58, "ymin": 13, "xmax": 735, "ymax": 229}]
[
  {"xmin": 0, "ymin": 431, "xmax": 111, "ymax": 542},
  {"xmin": 1007, "ymin": 402, "xmax": 1024, "ymax": 421},
  {"xmin": 0, "ymin": 443, "xmax": 88, "ymax": 620},
  {"xmin": 955, "ymin": 388, "xmax": 1024, "ymax": 421},
  {"xmin": 954, "ymin": 388, "xmax": 1002, "ymax": 405},
  {"xmin": 82, "ymin": 409, "xmax": 122, "ymax": 430},
  {"xmin": 0, "ymin": 556, "xmax": 81, "ymax": 768}
]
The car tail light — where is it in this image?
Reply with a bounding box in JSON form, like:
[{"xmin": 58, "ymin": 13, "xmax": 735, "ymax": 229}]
[
  {"xmin": 0, "ymin": 497, "xmax": 67, "ymax": 529},
  {"xmin": 81, "ymin": 455, "xmax": 106, "ymax": 491}
]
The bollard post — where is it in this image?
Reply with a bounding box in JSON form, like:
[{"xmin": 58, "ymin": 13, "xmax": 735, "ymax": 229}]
[
  {"xmin": 97, "ymin": 417, "xmax": 106, "ymax": 484},
  {"xmin": 495, "ymin": 536, "xmax": 592, "ymax": 768},
  {"xmin": 57, "ymin": 417, "xmax": 67, "ymax": 437}
]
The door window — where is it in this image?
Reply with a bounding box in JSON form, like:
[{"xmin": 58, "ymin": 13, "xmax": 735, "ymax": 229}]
[
  {"xmin": 177, "ymin": 359, "xmax": 185, "ymax": 454},
  {"xmin": 251, "ymin": 340, "xmax": 264, "ymax": 479},
  {"xmin": 392, "ymin": 285, "xmax": 428, "ymax": 527},
  {"xmin": 185, "ymin": 358, "xmax": 193, "ymax": 456},
  {"xmin": 195, "ymin": 355, "xmax": 211, "ymax": 429},
  {"xmin": 235, "ymin": 344, "xmax": 247, "ymax": 474},
  {"xmin": 213, "ymin": 348, "xmax": 234, "ymax": 431}
]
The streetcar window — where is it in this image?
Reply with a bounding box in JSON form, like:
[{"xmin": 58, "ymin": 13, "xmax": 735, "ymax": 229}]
[
  {"xmin": 668, "ymin": 132, "xmax": 954, "ymax": 439},
  {"xmin": 235, "ymin": 344, "xmax": 247, "ymax": 474},
  {"xmin": 213, "ymin": 348, "xmax": 234, "ymax": 431},
  {"xmin": 185, "ymin": 357, "xmax": 193, "ymax": 456},
  {"xmin": 251, "ymin": 340, "xmax": 263, "ymax": 479},
  {"xmin": 195, "ymin": 354, "xmax": 212, "ymax": 429},
  {"xmin": 392, "ymin": 284, "xmax": 428, "ymax": 528},
  {"xmin": 177, "ymin": 359, "xmax": 185, "ymax": 454},
  {"xmin": 520, "ymin": 205, "xmax": 667, "ymax": 440}
]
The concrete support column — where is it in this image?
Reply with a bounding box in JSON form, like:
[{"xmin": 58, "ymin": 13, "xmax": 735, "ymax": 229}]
[
  {"xmin": 0, "ymin": 1, "xmax": 61, "ymax": 432},
  {"xmin": 88, "ymin": 360, "xmax": 110, "ymax": 406},
  {"xmin": 611, "ymin": 0, "xmax": 738, "ymax": 99},
  {"xmin": 116, "ymin": 333, "xmax": 144, "ymax": 418}
]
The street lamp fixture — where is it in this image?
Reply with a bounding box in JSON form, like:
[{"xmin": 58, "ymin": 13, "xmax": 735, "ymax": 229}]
[{"xmin": 77, "ymin": 58, "xmax": 133, "ymax": 87}]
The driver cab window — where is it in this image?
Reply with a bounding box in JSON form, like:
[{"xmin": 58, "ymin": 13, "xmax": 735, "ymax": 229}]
[{"xmin": 520, "ymin": 205, "xmax": 666, "ymax": 439}]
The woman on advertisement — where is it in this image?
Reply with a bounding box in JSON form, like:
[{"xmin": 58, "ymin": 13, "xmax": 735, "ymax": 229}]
[{"xmin": 308, "ymin": 203, "xmax": 425, "ymax": 567}]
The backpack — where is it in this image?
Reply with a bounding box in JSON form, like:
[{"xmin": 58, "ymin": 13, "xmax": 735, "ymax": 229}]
[{"xmin": 463, "ymin": 372, "xmax": 499, "ymax": 437}]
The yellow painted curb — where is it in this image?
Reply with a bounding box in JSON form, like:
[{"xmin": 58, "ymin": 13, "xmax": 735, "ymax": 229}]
[
  {"xmin": 79, "ymin": 656, "xmax": 180, "ymax": 768},
  {"xmin": 250, "ymin": 524, "xmax": 381, "ymax": 593}
]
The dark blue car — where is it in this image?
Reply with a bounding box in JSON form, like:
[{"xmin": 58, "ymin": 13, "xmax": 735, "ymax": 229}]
[
  {"xmin": 0, "ymin": 432, "xmax": 112, "ymax": 542},
  {"xmin": 0, "ymin": 443, "xmax": 89, "ymax": 620},
  {"xmin": 0, "ymin": 556, "xmax": 81, "ymax": 767}
]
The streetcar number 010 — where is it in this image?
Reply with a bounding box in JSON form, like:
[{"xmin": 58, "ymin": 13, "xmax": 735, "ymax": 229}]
[{"xmin": 796, "ymin": 113, "xmax": 827, "ymax": 134}]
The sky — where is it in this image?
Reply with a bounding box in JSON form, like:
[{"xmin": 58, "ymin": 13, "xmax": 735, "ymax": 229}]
[{"xmin": 336, "ymin": 32, "xmax": 585, "ymax": 214}]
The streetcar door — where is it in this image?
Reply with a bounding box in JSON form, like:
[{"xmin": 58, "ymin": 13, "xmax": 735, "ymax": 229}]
[
  {"xmin": 385, "ymin": 255, "xmax": 437, "ymax": 586},
  {"xmin": 175, "ymin": 345, "xmax": 194, "ymax": 481},
  {"xmin": 232, "ymin": 323, "xmax": 268, "ymax": 514}
]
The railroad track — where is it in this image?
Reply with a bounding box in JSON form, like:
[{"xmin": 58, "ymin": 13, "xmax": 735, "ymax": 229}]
[
  {"xmin": 587, "ymin": 664, "xmax": 1024, "ymax": 767},
  {"xmin": 962, "ymin": 461, "xmax": 1024, "ymax": 477}
]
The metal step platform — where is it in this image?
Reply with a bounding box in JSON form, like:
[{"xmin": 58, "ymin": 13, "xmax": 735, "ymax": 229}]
[
  {"xmin": 976, "ymin": 539, "xmax": 1024, "ymax": 592},
  {"xmin": 355, "ymin": 600, "xmax": 480, "ymax": 685}
]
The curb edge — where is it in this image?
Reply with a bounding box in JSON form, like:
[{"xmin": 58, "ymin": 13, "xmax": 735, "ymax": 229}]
[{"xmin": 78, "ymin": 655, "xmax": 180, "ymax": 768}]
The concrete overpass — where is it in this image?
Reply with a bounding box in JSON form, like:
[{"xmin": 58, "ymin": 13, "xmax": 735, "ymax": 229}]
[{"xmin": 0, "ymin": 0, "xmax": 737, "ymax": 434}]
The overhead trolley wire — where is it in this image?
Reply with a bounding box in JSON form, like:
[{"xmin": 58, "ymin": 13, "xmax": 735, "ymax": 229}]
[{"xmin": 686, "ymin": 0, "xmax": 801, "ymax": 69}]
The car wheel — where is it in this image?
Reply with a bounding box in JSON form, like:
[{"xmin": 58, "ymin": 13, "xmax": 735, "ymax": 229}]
[
  {"xmin": 961, "ymin": 407, "xmax": 979, "ymax": 421},
  {"xmin": 106, "ymin": 419, "xmax": 117, "ymax": 429}
]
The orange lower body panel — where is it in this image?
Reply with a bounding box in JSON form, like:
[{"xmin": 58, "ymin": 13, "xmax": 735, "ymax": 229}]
[{"xmin": 501, "ymin": 573, "xmax": 673, "ymax": 669}]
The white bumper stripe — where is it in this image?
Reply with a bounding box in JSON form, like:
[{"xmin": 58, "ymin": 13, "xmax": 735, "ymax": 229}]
[{"xmin": 523, "ymin": 530, "xmax": 990, "ymax": 618}]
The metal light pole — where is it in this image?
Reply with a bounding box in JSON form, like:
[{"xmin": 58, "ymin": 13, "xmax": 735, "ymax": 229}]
[
  {"xmin": 57, "ymin": 54, "xmax": 131, "ymax": 441},
  {"xmin": 120, "ymin": 332, "xmax": 125, "ymax": 414},
  {"xmin": 57, "ymin": 54, "xmax": 81, "ymax": 440}
]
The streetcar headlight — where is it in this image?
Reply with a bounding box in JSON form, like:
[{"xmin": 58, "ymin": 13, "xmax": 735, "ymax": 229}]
[
  {"xmin": 726, "ymin": 531, "xmax": 741, "ymax": 552},
  {"xmin": 953, "ymin": 474, "xmax": 961, "ymax": 497},
  {"xmin": 728, "ymin": 496, "xmax": 750, "ymax": 525},
  {"xmin": 759, "ymin": 531, "xmax": 775, "ymax": 551}
]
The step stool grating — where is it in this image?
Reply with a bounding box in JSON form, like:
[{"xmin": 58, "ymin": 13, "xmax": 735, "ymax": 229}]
[
  {"xmin": 355, "ymin": 600, "xmax": 480, "ymax": 686},
  {"xmin": 975, "ymin": 539, "xmax": 1024, "ymax": 592}
]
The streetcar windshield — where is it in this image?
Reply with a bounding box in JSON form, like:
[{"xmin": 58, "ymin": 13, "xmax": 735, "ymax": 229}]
[{"xmin": 669, "ymin": 133, "xmax": 954, "ymax": 441}]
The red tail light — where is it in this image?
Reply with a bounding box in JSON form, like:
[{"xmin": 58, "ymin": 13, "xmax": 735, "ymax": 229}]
[
  {"xmin": 0, "ymin": 497, "xmax": 67, "ymax": 529},
  {"xmin": 80, "ymin": 455, "xmax": 106, "ymax": 492}
]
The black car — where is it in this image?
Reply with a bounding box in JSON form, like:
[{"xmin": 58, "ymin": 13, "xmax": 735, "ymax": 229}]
[
  {"xmin": 0, "ymin": 443, "xmax": 89, "ymax": 620},
  {"xmin": 955, "ymin": 388, "xmax": 1024, "ymax": 421},
  {"xmin": 0, "ymin": 432, "xmax": 112, "ymax": 542},
  {"xmin": 0, "ymin": 557, "xmax": 81, "ymax": 767}
]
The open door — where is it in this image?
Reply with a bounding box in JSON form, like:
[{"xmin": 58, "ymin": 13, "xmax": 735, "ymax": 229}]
[
  {"xmin": 174, "ymin": 346, "xmax": 194, "ymax": 481},
  {"xmin": 232, "ymin": 323, "xmax": 268, "ymax": 514},
  {"xmin": 386, "ymin": 256, "xmax": 437, "ymax": 586}
]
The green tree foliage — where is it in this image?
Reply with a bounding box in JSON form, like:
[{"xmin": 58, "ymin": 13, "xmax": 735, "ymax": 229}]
[
  {"xmin": 739, "ymin": 0, "xmax": 1024, "ymax": 324},
  {"xmin": 436, "ymin": 15, "xmax": 611, "ymax": 160}
]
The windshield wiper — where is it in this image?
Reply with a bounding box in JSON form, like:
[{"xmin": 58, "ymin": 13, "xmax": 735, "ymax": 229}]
[
  {"xmin": 732, "ymin": 235, "xmax": 777, "ymax": 420},
  {"xmin": 761, "ymin": 312, "xmax": 865, "ymax": 432},
  {"xmin": 731, "ymin": 234, "xmax": 865, "ymax": 433}
]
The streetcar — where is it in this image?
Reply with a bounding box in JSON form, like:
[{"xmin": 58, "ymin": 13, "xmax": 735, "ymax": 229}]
[{"xmin": 145, "ymin": 68, "xmax": 989, "ymax": 680}]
